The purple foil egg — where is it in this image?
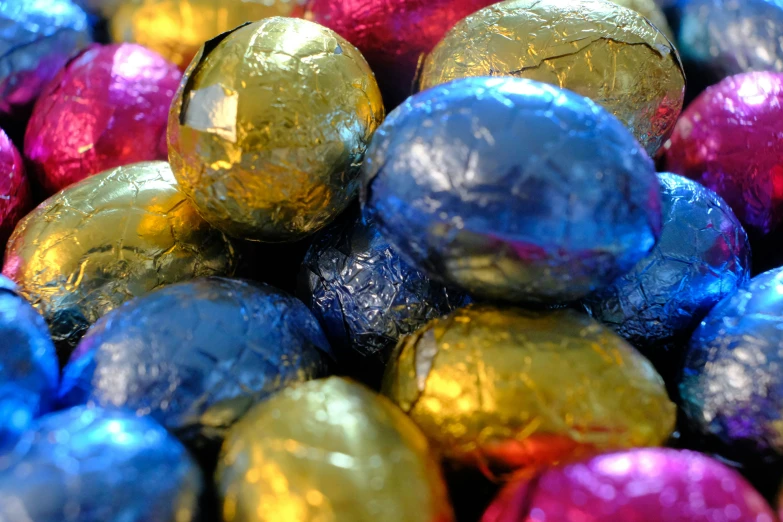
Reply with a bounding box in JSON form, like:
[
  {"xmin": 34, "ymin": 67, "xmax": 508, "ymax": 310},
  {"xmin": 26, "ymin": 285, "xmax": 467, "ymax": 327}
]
[{"xmin": 0, "ymin": 128, "xmax": 31, "ymax": 246}]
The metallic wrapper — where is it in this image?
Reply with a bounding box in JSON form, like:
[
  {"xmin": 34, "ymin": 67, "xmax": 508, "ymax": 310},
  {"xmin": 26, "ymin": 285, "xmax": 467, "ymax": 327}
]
[
  {"xmin": 0, "ymin": 275, "xmax": 58, "ymax": 450},
  {"xmin": 361, "ymin": 77, "xmax": 662, "ymax": 304},
  {"xmin": 0, "ymin": 0, "xmax": 92, "ymax": 120},
  {"xmin": 582, "ymin": 173, "xmax": 751, "ymax": 367},
  {"xmin": 610, "ymin": 0, "xmax": 673, "ymax": 40},
  {"xmin": 217, "ymin": 377, "xmax": 455, "ymax": 522},
  {"xmin": 168, "ymin": 18, "xmax": 384, "ymax": 242},
  {"xmin": 307, "ymin": 0, "xmax": 497, "ymax": 108},
  {"xmin": 664, "ymin": 72, "xmax": 783, "ymax": 237},
  {"xmin": 483, "ymin": 449, "xmax": 777, "ymax": 522},
  {"xmin": 675, "ymin": 0, "xmax": 783, "ymax": 86},
  {"xmin": 110, "ymin": 0, "xmax": 308, "ymax": 69},
  {"xmin": 418, "ymin": 0, "xmax": 685, "ymax": 156},
  {"xmin": 2, "ymin": 161, "xmax": 237, "ymax": 355},
  {"xmin": 298, "ymin": 207, "xmax": 468, "ymax": 387},
  {"xmin": 59, "ymin": 277, "xmax": 333, "ymax": 460},
  {"xmin": 381, "ymin": 305, "xmax": 676, "ymax": 479},
  {"xmin": 680, "ymin": 267, "xmax": 783, "ymax": 461},
  {"xmin": 0, "ymin": 406, "xmax": 202, "ymax": 522},
  {"xmin": 25, "ymin": 43, "xmax": 181, "ymax": 195},
  {"xmin": 0, "ymin": 129, "xmax": 31, "ymax": 246}
]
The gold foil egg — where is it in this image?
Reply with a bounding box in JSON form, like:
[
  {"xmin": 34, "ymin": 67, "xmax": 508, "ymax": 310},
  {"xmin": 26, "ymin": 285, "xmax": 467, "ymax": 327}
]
[
  {"xmin": 2, "ymin": 161, "xmax": 237, "ymax": 353},
  {"xmin": 168, "ymin": 17, "xmax": 385, "ymax": 242},
  {"xmin": 216, "ymin": 377, "xmax": 455, "ymax": 522},
  {"xmin": 610, "ymin": 0, "xmax": 673, "ymax": 40},
  {"xmin": 109, "ymin": 0, "xmax": 308, "ymax": 68},
  {"xmin": 382, "ymin": 305, "xmax": 676, "ymax": 479},
  {"xmin": 419, "ymin": 0, "xmax": 685, "ymax": 156}
]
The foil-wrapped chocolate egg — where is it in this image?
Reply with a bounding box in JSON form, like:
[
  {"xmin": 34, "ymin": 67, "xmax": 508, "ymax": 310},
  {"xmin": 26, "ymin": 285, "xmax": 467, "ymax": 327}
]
[
  {"xmin": 0, "ymin": 0, "xmax": 92, "ymax": 120},
  {"xmin": 0, "ymin": 406, "xmax": 202, "ymax": 522},
  {"xmin": 582, "ymin": 173, "xmax": 751, "ymax": 373},
  {"xmin": 483, "ymin": 448, "xmax": 777, "ymax": 522},
  {"xmin": 0, "ymin": 276, "xmax": 58, "ymax": 450},
  {"xmin": 382, "ymin": 305, "xmax": 676, "ymax": 479},
  {"xmin": 2, "ymin": 161, "xmax": 237, "ymax": 356},
  {"xmin": 680, "ymin": 267, "xmax": 783, "ymax": 462},
  {"xmin": 362, "ymin": 77, "xmax": 661, "ymax": 304},
  {"xmin": 610, "ymin": 0, "xmax": 673, "ymax": 39},
  {"xmin": 298, "ymin": 207, "xmax": 468, "ymax": 387},
  {"xmin": 168, "ymin": 17, "xmax": 384, "ymax": 242},
  {"xmin": 307, "ymin": 0, "xmax": 496, "ymax": 108},
  {"xmin": 664, "ymin": 72, "xmax": 783, "ymax": 239},
  {"xmin": 217, "ymin": 377, "xmax": 454, "ymax": 522},
  {"xmin": 25, "ymin": 43, "xmax": 181, "ymax": 195},
  {"xmin": 0, "ymin": 128, "xmax": 31, "ymax": 246},
  {"xmin": 59, "ymin": 277, "xmax": 333, "ymax": 460},
  {"xmin": 110, "ymin": 0, "xmax": 308, "ymax": 69},
  {"xmin": 419, "ymin": 0, "xmax": 685, "ymax": 156}
]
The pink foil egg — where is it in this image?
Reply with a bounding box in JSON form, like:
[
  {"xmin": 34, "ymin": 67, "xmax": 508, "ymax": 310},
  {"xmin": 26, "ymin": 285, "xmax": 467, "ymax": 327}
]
[
  {"xmin": 483, "ymin": 448, "xmax": 776, "ymax": 522},
  {"xmin": 0, "ymin": 128, "xmax": 31, "ymax": 247},
  {"xmin": 24, "ymin": 43, "xmax": 181, "ymax": 195},
  {"xmin": 663, "ymin": 72, "xmax": 783, "ymax": 238}
]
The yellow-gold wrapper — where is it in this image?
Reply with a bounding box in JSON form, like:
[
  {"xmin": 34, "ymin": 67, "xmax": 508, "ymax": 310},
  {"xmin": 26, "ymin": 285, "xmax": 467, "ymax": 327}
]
[
  {"xmin": 611, "ymin": 0, "xmax": 673, "ymax": 40},
  {"xmin": 216, "ymin": 377, "xmax": 455, "ymax": 522},
  {"xmin": 109, "ymin": 0, "xmax": 308, "ymax": 68},
  {"xmin": 2, "ymin": 161, "xmax": 237, "ymax": 353},
  {"xmin": 168, "ymin": 17, "xmax": 385, "ymax": 242},
  {"xmin": 382, "ymin": 305, "xmax": 676, "ymax": 480},
  {"xmin": 419, "ymin": 0, "xmax": 685, "ymax": 156}
]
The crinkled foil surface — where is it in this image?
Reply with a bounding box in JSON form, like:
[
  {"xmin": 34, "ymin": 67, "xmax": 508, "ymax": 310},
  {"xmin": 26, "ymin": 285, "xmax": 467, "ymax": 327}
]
[
  {"xmin": 583, "ymin": 173, "xmax": 751, "ymax": 359},
  {"xmin": 419, "ymin": 0, "xmax": 685, "ymax": 156},
  {"xmin": 168, "ymin": 17, "xmax": 384, "ymax": 242},
  {"xmin": 0, "ymin": 406, "xmax": 202, "ymax": 522},
  {"xmin": 110, "ymin": 0, "xmax": 308, "ymax": 69},
  {"xmin": 0, "ymin": 129, "xmax": 31, "ymax": 245},
  {"xmin": 0, "ymin": 0, "xmax": 91, "ymax": 119},
  {"xmin": 25, "ymin": 43, "xmax": 181, "ymax": 195},
  {"xmin": 362, "ymin": 77, "xmax": 661, "ymax": 304},
  {"xmin": 299, "ymin": 207, "xmax": 468, "ymax": 386},
  {"xmin": 59, "ymin": 277, "xmax": 333, "ymax": 459},
  {"xmin": 664, "ymin": 72, "xmax": 783, "ymax": 236},
  {"xmin": 610, "ymin": 0, "xmax": 673, "ymax": 39},
  {"xmin": 680, "ymin": 267, "xmax": 783, "ymax": 458},
  {"xmin": 2, "ymin": 161, "xmax": 237, "ymax": 353},
  {"xmin": 217, "ymin": 377, "xmax": 454, "ymax": 522},
  {"xmin": 381, "ymin": 305, "xmax": 676, "ymax": 479},
  {"xmin": 483, "ymin": 449, "xmax": 777, "ymax": 522},
  {"xmin": 0, "ymin": 276, "xmax": 58, "ymax": 450}
]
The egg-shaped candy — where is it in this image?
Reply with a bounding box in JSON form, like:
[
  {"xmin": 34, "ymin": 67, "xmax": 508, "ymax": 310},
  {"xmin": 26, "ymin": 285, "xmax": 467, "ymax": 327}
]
[
  {"xmin": 0, "ymin": 0, "xmax": 92, "ymax": 120},
  {"xmin": 0, "ymin": 276, "xmax": 58, "ymax": 450},
  {"xmin": 0, "ymin": 128, "xmax": 31, "ymax": 246},
  {"xmin": 583, "ymin": 173, "xmax": 751, "ymax": 375},
  {"xmin": 610, "ymin": 0, "xmax": 673, "ymax": 39},
  {"xmin": 680, "ymin": 267, "xmax": 783, "ymax": 463},
  {"xmin": 25, "ymin": 44, "xmax": 181, "ymax": 195},
  {"xmin": 217, "ymin": 377, "xmax": 454, "ymax": 522},
  {"xmin": 0, "ymin": 406, "xmax": 202, "ymax": 522},
  {"xmin": 483, "ymin": 448, "xmax": 777, "ymax": 522},
  {"xmin": 110, "ymin": 0, "xmax": 308, "ymax": 69},
  {"xmin": 298, "ymin": 207, "xmax": 468, "ymax": 387},
  {"xmin": 382, "ymin": 305, "xmax": 676, "ymax": 479},
  {"xmin": 59, "ymin": 277, "xmax": 333, "ymax": 460},
  {"xmin": 2, "ymin": 161, "xmax": 237, "ymax": 356},
  {"xmin": 362, "ymin": 77, "xmax": 661, "ymax": 304},
  {"xmin": 168, "ymin": 17, "xmax": 384, "ymax": 242},
  {"xmin": 307, "ymin": 0, "xmax": 496, "ymax": 108},
  {"xmin": 418, "ymin": 0, "xmax": 685, "ymax": 156}
]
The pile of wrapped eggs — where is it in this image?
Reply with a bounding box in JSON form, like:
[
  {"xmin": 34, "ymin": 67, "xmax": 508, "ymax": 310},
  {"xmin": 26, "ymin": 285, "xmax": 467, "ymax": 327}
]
[{"xmin": 2, "ymin": 0, "xmax": 783, "ymax": 520}]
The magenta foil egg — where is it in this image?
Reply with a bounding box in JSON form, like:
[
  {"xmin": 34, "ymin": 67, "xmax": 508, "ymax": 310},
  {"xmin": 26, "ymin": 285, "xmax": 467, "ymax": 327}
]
[
  {"xmin": 664, "ymin": 72, "xmax": 783, "ymax": 238},
  {"xmin": 24, "ymin": 43, "xmax": 181, "ymax": 195},
  {"xmin": 0, "ymin": 128, "xmax": 31, "ymax": 247},
  {"xmin": 483, "ymin": 448, "xmax": 776, "ymax": 522}
]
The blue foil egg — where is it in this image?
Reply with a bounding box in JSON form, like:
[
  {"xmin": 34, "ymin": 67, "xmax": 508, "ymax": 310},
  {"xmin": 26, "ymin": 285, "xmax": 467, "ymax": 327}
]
[
  {"xmin": 583, "ymin": 173, "xmax": 751, "ymax": 372},
  {"xmin": 680, "ymin": 267, "xmax": 783, "ymax": 462},
  {"xmin": 0, "ymin": 406, "xmax": 202, "ymax": 522},
  {"xmin": 59, "ymin": 277, "xmax": 333, "ymax": 460},
  {"xmin": 298, "ymin": 207, "xmax": 468, "ymax": 386},
  {"xmin": 0, "ymin": 275, "xmax": 58, "ymax": 450},
  {"xmin": 361, "ymin": 77, "xmax": 662, "ymax": 304},
  {"xmin": 0, "ymin": 0, "xmax": 92, "ymax": 119}
]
